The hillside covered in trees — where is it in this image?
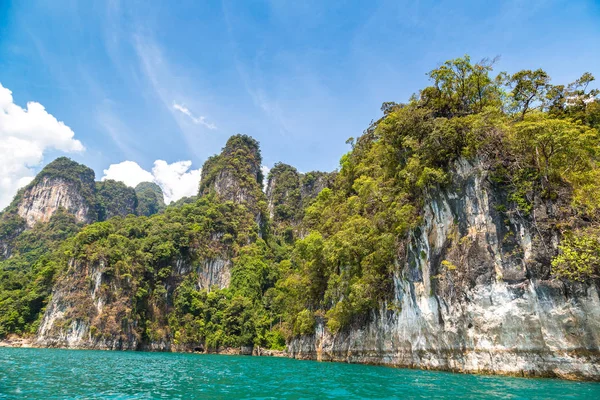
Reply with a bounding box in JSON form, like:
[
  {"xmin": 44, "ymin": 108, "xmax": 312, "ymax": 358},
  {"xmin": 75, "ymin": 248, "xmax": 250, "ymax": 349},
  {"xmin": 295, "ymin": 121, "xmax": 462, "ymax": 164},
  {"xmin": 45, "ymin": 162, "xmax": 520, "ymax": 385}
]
[{"xmin": 1, "ymin": 56, "xmax": 599, "ymax": 378}]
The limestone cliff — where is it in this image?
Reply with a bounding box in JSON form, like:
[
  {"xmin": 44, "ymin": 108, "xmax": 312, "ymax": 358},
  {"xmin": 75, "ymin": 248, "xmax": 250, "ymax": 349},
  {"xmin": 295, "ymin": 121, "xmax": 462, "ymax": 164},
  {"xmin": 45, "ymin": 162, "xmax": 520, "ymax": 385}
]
[
  {"xmin": 198, "ymin": 134, "xmax": 268, "ymax": 239},
  {"xmin": 35, "ymin": 145, "xmax": 262, "ymax": 350},
  {"xmin": 4, "ymin": 136, "xmax": 596, "ymax": 381},
  {"xmin": 288, "ymin": 158, "xmax": 600, "ymax": 380},
  {"xmin": 265, "ymin": 163, "xmax": 334, "ymax": 235},
  {"xmin": 199, "ymin": 134, "xmax": 264, "ymax": 206},
  {"xmin": 2, "ymin": 159, "xmax": 165, "ymax": 236},
  {"xmin": 16, "ymin": 158, "xmax": 97, "ymax": 227},
  {"xmin": 36, "ymin": 251, "xmax": 236, "ymax": 350}
]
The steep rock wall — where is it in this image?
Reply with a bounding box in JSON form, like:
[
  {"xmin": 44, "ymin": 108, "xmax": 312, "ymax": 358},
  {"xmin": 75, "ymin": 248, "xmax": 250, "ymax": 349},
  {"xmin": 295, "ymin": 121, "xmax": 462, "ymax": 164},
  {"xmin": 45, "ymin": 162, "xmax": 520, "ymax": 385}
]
[
  {"xmin": 17, "ymin": 177, "xmax": 93, "ymax": 227},
  {"xmin": 36, "ymin": 259, "xmax": 142, "ymax": 350},
  {"xmin": 36, "ymin": 251, "xmax": 232, "ymax": 350},
  {"xmin": 288, "ymin": 159, "xmax": 600, "ymax": 380}
]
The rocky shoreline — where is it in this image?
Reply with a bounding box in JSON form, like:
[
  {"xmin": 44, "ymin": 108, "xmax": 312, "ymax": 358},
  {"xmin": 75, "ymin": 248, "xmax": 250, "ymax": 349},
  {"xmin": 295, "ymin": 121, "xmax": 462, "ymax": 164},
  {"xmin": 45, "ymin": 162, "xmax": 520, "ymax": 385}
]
[
  {"xmin": 2, "ymin": 336, "xmax": 598, "ymax": 382},
  {"xmin": 0, "ymin": 337, "xmax": 286, "ymax": 358}
]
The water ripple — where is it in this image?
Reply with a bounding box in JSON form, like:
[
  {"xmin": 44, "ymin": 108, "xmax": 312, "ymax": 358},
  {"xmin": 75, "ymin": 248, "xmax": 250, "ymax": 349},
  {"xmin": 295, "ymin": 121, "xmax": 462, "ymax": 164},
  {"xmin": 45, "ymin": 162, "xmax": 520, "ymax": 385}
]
[{"xmin": 0, "ymin": 348, "xmax": 599, "ymax": 399}]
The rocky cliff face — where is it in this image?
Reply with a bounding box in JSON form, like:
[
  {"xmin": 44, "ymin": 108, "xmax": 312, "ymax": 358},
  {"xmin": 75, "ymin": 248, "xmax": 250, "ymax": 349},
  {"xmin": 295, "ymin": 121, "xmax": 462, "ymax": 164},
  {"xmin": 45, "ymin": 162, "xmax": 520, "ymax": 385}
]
[
  {"xmin": 13, "ymin": 157, "xmax": 96, "ymax": 228},
  {"xmin": 198, "ymin": 134, "xmax": 268, "ymax": 237},
  {"xmin": 288, "ymin": 158, "xmax": 600, "ymax": 380},
  {"xmin": 199, "ymin": 135, "xmax": 264, "ymax": 205},
  {"xmin": 18, "ymin": 176, "xmax": 94, "ymax": 227},
  {"xmin": 265, "ymin": 164, "xmax": 334, "ymax": 235},
  {"xmin": 37, "ymin": 259, "xmax": 141, "ymax": 350},
  {"xmin": 36, "ymin": 251, "xmax": 234, "ymax": 350},
  {"xmin": 35, "ymin": 148, "xmax": 258, "ymax": 350},
  {"xmin": 299, "ymin": 171, "xmax": 335, "ymax": 203}
]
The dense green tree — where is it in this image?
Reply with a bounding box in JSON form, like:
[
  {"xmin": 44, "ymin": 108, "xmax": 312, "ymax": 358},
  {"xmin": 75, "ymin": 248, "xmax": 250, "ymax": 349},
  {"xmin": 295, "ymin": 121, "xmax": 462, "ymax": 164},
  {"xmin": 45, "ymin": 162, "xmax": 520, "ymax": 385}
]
[
  {"xmin": 95, "ymin": 180, "xmax": 138, "ymax": 221},
  {"xmin": 505, "ymin": 69, "xmax": 551, "ymax": 119},
  {"xmin": 1, "ymin": 56, "xmax": 599, "ymax": 346},
  {"xmin": 135, "ymin": 182, "xmax": 165, "ymax": 216}
]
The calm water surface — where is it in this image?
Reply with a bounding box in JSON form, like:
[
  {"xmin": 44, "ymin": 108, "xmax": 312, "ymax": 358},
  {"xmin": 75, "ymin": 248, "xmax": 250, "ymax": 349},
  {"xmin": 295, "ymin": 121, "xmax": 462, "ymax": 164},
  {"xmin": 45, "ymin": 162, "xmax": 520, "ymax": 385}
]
[{"xmin": 1, "ymin": 347, "xmax": 599, "ymax": 399}]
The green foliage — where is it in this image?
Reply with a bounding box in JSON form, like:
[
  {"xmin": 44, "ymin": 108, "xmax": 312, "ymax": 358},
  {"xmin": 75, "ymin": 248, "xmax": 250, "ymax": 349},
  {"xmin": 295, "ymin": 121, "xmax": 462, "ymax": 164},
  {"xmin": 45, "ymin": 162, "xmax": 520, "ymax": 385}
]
[
  {"xmin": 552, "ymin": 228, "xmax": 600, "ymax": 281},
  {"xmin": 0, "ymin": 210, "xmax": 82, "ymax": 336},
  {"xmin": 2, "ymin": 56, "xmax": 600, "ymax": 346},
  {"xmin": 169, "ymin": 195, "xmax": 197, "ymax": 208},
  {"xmin": 95, "ymin": 180, "xmax": 137, "ymax": 221},
  {"xmin": 504, "ymin": 69, "xmax": 551, "ymax": 119},
  {"xmin": 135, "ymin": 182, "xmax": 166, "ymax": 216},
  {"xmin": 267, "ymin": 163, "xmax": 302, "ymax": 234},
  {"xmin": 199, "ymin": 134, "xmax": 263, "ymax": 200},
  {"xmin": 420, "ymin": 55, "xmax": 502, "ymax": 117},
  {"xmin": 294, "ymin": 309, "xmax": 315, "ymax": 336},
  {"xmin": 0, "ymin": 212, "xmax": 26, "ymax": 257}
]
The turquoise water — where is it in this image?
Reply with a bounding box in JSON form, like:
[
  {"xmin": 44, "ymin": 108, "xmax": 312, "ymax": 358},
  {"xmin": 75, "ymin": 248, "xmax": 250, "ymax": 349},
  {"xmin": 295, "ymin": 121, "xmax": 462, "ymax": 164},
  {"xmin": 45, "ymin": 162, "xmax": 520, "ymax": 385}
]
[{"xmin": 1, "ymin": 348, "xmax": 599, "ymax": 399}]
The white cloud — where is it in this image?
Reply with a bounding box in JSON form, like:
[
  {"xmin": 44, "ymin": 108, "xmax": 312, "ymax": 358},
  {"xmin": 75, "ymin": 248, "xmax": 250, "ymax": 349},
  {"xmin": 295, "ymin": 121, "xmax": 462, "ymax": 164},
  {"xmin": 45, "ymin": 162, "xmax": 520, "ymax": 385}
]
[
  {"xmin": 152, "ymin": 160, "xmax": 202, "ymax": 204},
  {"xmin": 101, "ymin": 159, "xmax": 201, "ymax": 204},
  {"xmin": 173, "ymin": 103, "xmax": 217, "ymax": 130},
  {"xmin": 0, "ymin": 83, "xmax": 84, "ymax": 211},
  {"xmin": 101, "ymin": 160, "xmax": 154, "ymax": 188},
  {"xmin": 261, "ymin": 165, "xmax": 270, "ymax": 192}
]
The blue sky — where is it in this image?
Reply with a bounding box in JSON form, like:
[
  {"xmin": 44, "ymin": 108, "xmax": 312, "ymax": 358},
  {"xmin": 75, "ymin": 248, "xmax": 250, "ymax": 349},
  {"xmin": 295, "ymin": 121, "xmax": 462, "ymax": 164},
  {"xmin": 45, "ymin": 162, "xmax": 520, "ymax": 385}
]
[{"xmin": 1, "ymin": 0, "xmax": 599, "ymax": 207}]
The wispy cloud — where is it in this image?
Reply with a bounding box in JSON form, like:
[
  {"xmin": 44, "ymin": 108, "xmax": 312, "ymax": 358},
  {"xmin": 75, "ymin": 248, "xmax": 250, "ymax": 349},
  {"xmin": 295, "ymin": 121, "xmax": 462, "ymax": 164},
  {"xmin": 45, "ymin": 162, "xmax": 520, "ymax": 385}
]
[
  {"xmin": 95, "ymin": 105, "xmax": 141, "ymax": 161},
  {"xmin": 132, "ymin": 33, "xmax": 218, "ymax": 159},
  {"xmin": 173, "ymin": 103, "xmax": 216, "ymax": 130},
  {"xmin": 221, "ymin": 0, "xmax": 291, "ymax": 136}
]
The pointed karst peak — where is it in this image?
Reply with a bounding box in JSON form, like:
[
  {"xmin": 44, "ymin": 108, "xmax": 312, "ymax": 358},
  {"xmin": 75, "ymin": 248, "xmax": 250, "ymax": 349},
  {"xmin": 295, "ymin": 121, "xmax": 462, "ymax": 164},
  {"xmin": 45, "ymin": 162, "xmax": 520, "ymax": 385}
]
[
  {"xmin": 266, "ymin": 162, "xmax": 301, "ymax": 220},
  {"xmin": 16, "ymin": 157, "xmax": 97, "ymax": 227},
  {"xmin": 222, "ymin": 134, "xmax": 261, "ymax": 160},
  {"xmin": 198, "ymin": 134, "xmax": 264, "ymax": 203},
  {"xmin": 36, "ymin": 157, "xmax": 96, "ymax": 186}
]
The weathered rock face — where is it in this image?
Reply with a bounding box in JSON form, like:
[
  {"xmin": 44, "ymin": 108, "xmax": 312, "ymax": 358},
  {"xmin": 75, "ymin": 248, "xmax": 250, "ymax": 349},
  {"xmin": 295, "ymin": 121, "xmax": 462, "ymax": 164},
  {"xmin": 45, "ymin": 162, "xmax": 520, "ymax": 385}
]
[
  {"xmin": 37, "ymin": 259, "xmax": 142, "ymax": 350},
  {"xmin": 11, "ymin": 157, "xmax": 97, "ymax": 228},
  {"xmin": 198, "ymin": 258, "xmax": 231, "ymax": 290},
  {"xmin": 199, "ymin": 134, "xmax": 264, "ymax": 206},
  {"xmin": 17, "ymin": 176, "xmax": 93, "ymax": 227},
  {"xmin": 299, "ymin": 171, "xmax": 335, "ymax": 203},
  {"xmin": 288, "ymin": 159, "xmax": 600, "ymax": 380},
  {"xmin": 36, "ymin": 251, "xmax": 233, "ymax": 350},
  {"xmin": 265, "ymin": 164, "xmax": 334, "ymax": 235}
]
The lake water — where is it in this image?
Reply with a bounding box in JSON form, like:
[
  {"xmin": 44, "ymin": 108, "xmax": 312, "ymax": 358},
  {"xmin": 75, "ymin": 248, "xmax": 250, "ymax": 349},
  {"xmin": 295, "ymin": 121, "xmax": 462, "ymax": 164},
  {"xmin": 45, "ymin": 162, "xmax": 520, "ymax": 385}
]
[{"xmin": 1, "ymin": 347, "xmax": 599, "ymax": 399}]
